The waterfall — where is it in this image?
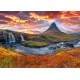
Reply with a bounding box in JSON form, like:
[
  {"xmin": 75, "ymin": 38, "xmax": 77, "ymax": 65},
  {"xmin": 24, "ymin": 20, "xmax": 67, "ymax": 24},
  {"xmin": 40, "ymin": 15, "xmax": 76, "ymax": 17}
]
[
  {"xmin": 74, "ymin": 40, "xmax": 80, "ymax": 47},
  {"xmin": 9, "ymin": 32, "xmax": 16, "ymax": 43},
  {"xmin": 77, "ymin": 41, "xmax": 80, "ymax": 45},
  {"xmin": 20, "ymin": 35, "xmax": 25, "ymax": 42}
]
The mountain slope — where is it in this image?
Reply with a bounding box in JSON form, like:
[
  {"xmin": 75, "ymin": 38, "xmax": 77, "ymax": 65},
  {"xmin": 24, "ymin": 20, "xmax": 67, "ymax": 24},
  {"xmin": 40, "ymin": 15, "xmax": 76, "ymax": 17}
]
[
  {"xmin": 46, "ymin": 22, "xmax": 61, "ymax": 31},
  {"xmin": 43, "ymin": 22, "xmax": 64, "ymax": 35},
  {"xmin": 42, "ymin": 22, "xmax": 80, "ymax": 41}
]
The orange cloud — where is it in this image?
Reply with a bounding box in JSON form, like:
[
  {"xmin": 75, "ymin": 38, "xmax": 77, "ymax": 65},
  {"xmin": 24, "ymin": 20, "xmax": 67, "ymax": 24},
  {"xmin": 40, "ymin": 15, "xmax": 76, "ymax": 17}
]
[
  {"xmin": 0, "ymin": 20, "xmax": 8, "ymax": 23},
  {"xmin": 5, "ymin": 15, "xmax": 28, "ymax": 26},
  {"xmin": 45, "ymin": 11, "xmax": 80, "ymax": 26},
  {"xmin": 60, "ymin": 11, "xmax": 80, "ymax": 19},
  {"xmin": 0, "ymin": 11, "xmax": 80, "ymax": 34},
  {"xmin": 1, "ymin": 11, "xmax": 80, "ymax": 27},
  {"xmin": 25, "ymin": 30, "xmax": 35, "ymax": 34},
  {"xmin": 3, "ymin": 14, "xmax": 39, "ymax": 28},
  {"xmin": 44, "ymin": 11, "xmax": 80, "ymax": 19},
  {"xmin": 57, "ymin": 18, "xmax": 80, "ymax": 26},
  {"xmin": 29, "ymin": 12, "xmax": 54, "ymax": 21},
  {"xmin": 35, "ymin": 11, "xmax": 80, "ymax": 26}
]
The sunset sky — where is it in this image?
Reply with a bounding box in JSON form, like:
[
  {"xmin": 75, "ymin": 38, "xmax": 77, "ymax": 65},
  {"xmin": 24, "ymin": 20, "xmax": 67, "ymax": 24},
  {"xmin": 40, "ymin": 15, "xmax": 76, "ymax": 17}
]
[{"xmin": 0, "ymin": 11, "xmax": 80, "ymax": 34}]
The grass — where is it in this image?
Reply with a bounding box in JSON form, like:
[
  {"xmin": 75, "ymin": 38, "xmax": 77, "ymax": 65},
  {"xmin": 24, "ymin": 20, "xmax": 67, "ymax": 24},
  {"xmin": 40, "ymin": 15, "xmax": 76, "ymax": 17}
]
[
  {"xmin": 0, "ymin": 46, "xmax": 80, "ymax": 68},
  {"xmin": 21, "ymin": 41, "xmax": 49, "ymax": 48}
]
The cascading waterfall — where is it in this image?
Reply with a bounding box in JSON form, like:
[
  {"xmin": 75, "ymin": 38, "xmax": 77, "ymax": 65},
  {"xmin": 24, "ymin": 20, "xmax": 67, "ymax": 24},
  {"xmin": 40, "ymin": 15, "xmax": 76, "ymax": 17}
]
[
  {"xmin": 20, "ymin": 35, "xmax": 25, "ymax": 42},
  {"xmin": 74, "ymin": 40, "xmax": 80, "ymax": 47},
  {"xmin": 9, "ymin": 32, "xmax": 16, "ymax": 43}
]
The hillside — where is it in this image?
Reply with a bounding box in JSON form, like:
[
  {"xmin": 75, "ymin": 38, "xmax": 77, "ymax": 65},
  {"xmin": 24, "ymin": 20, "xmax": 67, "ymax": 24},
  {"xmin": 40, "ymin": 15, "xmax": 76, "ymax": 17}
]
[
  {"xmin": 43, "ymin": 22, "xmax": 80, "ymax": 41},
  {"xmin": 0, "ymin": 46, "xmax": 80, "ymax": 68}
]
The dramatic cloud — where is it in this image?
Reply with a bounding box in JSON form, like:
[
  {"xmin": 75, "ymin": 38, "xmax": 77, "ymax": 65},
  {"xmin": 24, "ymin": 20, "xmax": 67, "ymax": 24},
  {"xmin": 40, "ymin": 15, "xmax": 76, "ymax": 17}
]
[{"xmin": 0, "ymin": 11, "xmax": 80, "ymax": 34}]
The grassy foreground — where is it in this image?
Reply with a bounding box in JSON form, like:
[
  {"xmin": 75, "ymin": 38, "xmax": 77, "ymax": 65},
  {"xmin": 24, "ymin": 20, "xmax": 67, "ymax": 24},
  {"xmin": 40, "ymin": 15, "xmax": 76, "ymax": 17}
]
[{"xmin": 0, "ymin": 46, "xmax": 80, "ymax": 68}]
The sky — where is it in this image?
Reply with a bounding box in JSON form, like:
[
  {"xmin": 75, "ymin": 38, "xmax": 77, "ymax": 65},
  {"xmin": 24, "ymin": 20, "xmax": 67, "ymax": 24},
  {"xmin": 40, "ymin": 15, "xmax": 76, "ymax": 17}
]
[{"xmin": 0, "ymin": 11, "xmax": 80, "ymax": 34}]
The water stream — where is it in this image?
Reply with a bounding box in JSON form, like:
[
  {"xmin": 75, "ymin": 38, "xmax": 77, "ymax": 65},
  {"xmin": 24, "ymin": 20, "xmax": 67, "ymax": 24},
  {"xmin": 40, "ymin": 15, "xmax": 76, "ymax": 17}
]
[
  {"xmin": 20, "ymin": 35, "xmax": 25, "ymax": 42},
  {"xmin": 9, "ymin": 32, "xmax": 16, "ymax": 43}
]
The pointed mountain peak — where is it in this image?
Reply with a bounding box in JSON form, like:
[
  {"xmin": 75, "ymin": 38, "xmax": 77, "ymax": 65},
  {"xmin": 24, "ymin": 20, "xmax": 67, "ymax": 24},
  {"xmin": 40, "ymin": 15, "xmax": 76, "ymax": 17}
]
[{"xmin": 46, "ymin": 22, "xmax": 60, "ymax": 31}]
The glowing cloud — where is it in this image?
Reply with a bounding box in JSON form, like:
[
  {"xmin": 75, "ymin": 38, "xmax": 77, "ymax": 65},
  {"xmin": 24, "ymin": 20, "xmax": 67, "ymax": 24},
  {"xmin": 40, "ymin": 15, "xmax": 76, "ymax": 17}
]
[{"xmin": 0, "ymin": 11, "xmax": 80, "ymax": 34}]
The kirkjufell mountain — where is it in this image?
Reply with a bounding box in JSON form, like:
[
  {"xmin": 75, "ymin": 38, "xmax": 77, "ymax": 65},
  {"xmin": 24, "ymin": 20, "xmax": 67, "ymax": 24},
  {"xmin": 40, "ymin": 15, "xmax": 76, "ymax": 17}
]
[
  {"xmin": 46, "ymin": 22, "xmax": 60, "ymax": 31},
  {"xmin": 46, "ymin": 22, "xmax": 80, "ymax": 35},
  {"xmin": 43, "ymin": 22, "xmax": 64, "ymax": 35}
]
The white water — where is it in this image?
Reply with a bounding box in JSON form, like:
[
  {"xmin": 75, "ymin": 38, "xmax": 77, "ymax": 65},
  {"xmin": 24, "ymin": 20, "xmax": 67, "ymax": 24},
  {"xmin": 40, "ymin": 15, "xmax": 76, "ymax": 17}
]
[
  {"xmin": 9, "ymin": 32, "xmax": 16, "ymax": 43},
  {"xmin": 20, "ymin": 35, "xmax": 25, "ymax": 42},
  {"xmin": 74, "ymin": 41, "xmax": 80, "ymax": 47}
]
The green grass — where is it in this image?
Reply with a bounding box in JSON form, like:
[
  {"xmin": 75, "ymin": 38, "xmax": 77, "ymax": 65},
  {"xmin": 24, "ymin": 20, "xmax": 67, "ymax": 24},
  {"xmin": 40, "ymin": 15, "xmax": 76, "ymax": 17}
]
[
  {"xmin": 22, "ymin": 41, "xmax": 49, "ymax": 48},
  {"xmin": 1, "ymin": 58, "xmax": 14, "ymax": 68}
]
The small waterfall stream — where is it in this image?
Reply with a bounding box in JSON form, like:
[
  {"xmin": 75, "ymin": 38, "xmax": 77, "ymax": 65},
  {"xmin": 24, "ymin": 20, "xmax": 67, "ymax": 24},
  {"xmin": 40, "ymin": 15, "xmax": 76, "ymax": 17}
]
[
  {"xmin": 9, "ymin": 32, "xmax": 16, "ymax": 43},
  {"xmin": 20, "ymin": 35, "xmax": 25, "ymax": 42},
  {"xmin": 74, "ymin": 40, "xmax": 80, "ymax": 47}
]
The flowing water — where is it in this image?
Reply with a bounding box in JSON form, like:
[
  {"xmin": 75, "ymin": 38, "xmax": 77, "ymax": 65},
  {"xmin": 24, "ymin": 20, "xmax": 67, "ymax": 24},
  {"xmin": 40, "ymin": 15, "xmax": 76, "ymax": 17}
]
[
  {"xmin": 20, "ymin": 35, "xmax": 25, "ymax": 42},
  {"xmin": 74, "ymin": 40, "xmax": 80, "ymax": 47},
  {"xmin": 9, "ymin": 32, "xmax": 16, "ymax": 43}
]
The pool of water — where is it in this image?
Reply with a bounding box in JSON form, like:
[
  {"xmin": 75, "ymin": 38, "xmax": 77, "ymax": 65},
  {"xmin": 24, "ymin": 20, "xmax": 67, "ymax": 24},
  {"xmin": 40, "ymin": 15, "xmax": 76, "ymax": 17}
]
[
  {"xmin": 13, "ymin": 44, "xmax": 56, "ymax": 55},
  {"xmin": 2, "ymin": 41, "xmax": 74, "ymax": 55}
]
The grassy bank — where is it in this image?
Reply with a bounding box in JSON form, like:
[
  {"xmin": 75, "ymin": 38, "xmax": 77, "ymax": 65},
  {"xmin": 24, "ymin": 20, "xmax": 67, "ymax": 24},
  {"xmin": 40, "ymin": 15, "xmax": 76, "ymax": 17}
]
[
  {"xmin": 21, "ymin": 41, "xmax": 49, "ymax": 48},
  {"xmin": 0, "ymin": 46, "xmax": 80, "ymax": 68}
]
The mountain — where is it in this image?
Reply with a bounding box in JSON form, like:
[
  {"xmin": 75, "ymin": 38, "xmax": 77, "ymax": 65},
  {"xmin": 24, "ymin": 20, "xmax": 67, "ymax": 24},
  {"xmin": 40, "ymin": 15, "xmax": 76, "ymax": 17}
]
[
  {"xmin": 43, "ymin": 22, "xmax": 64, "ymax": 35},
  {"xmin": 46, "ymin": 22, "xmax": 60, "ymax": 31},
  {"xmin": 42, "ymin": 22, "xmax": 80, "ymax": 41}
]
